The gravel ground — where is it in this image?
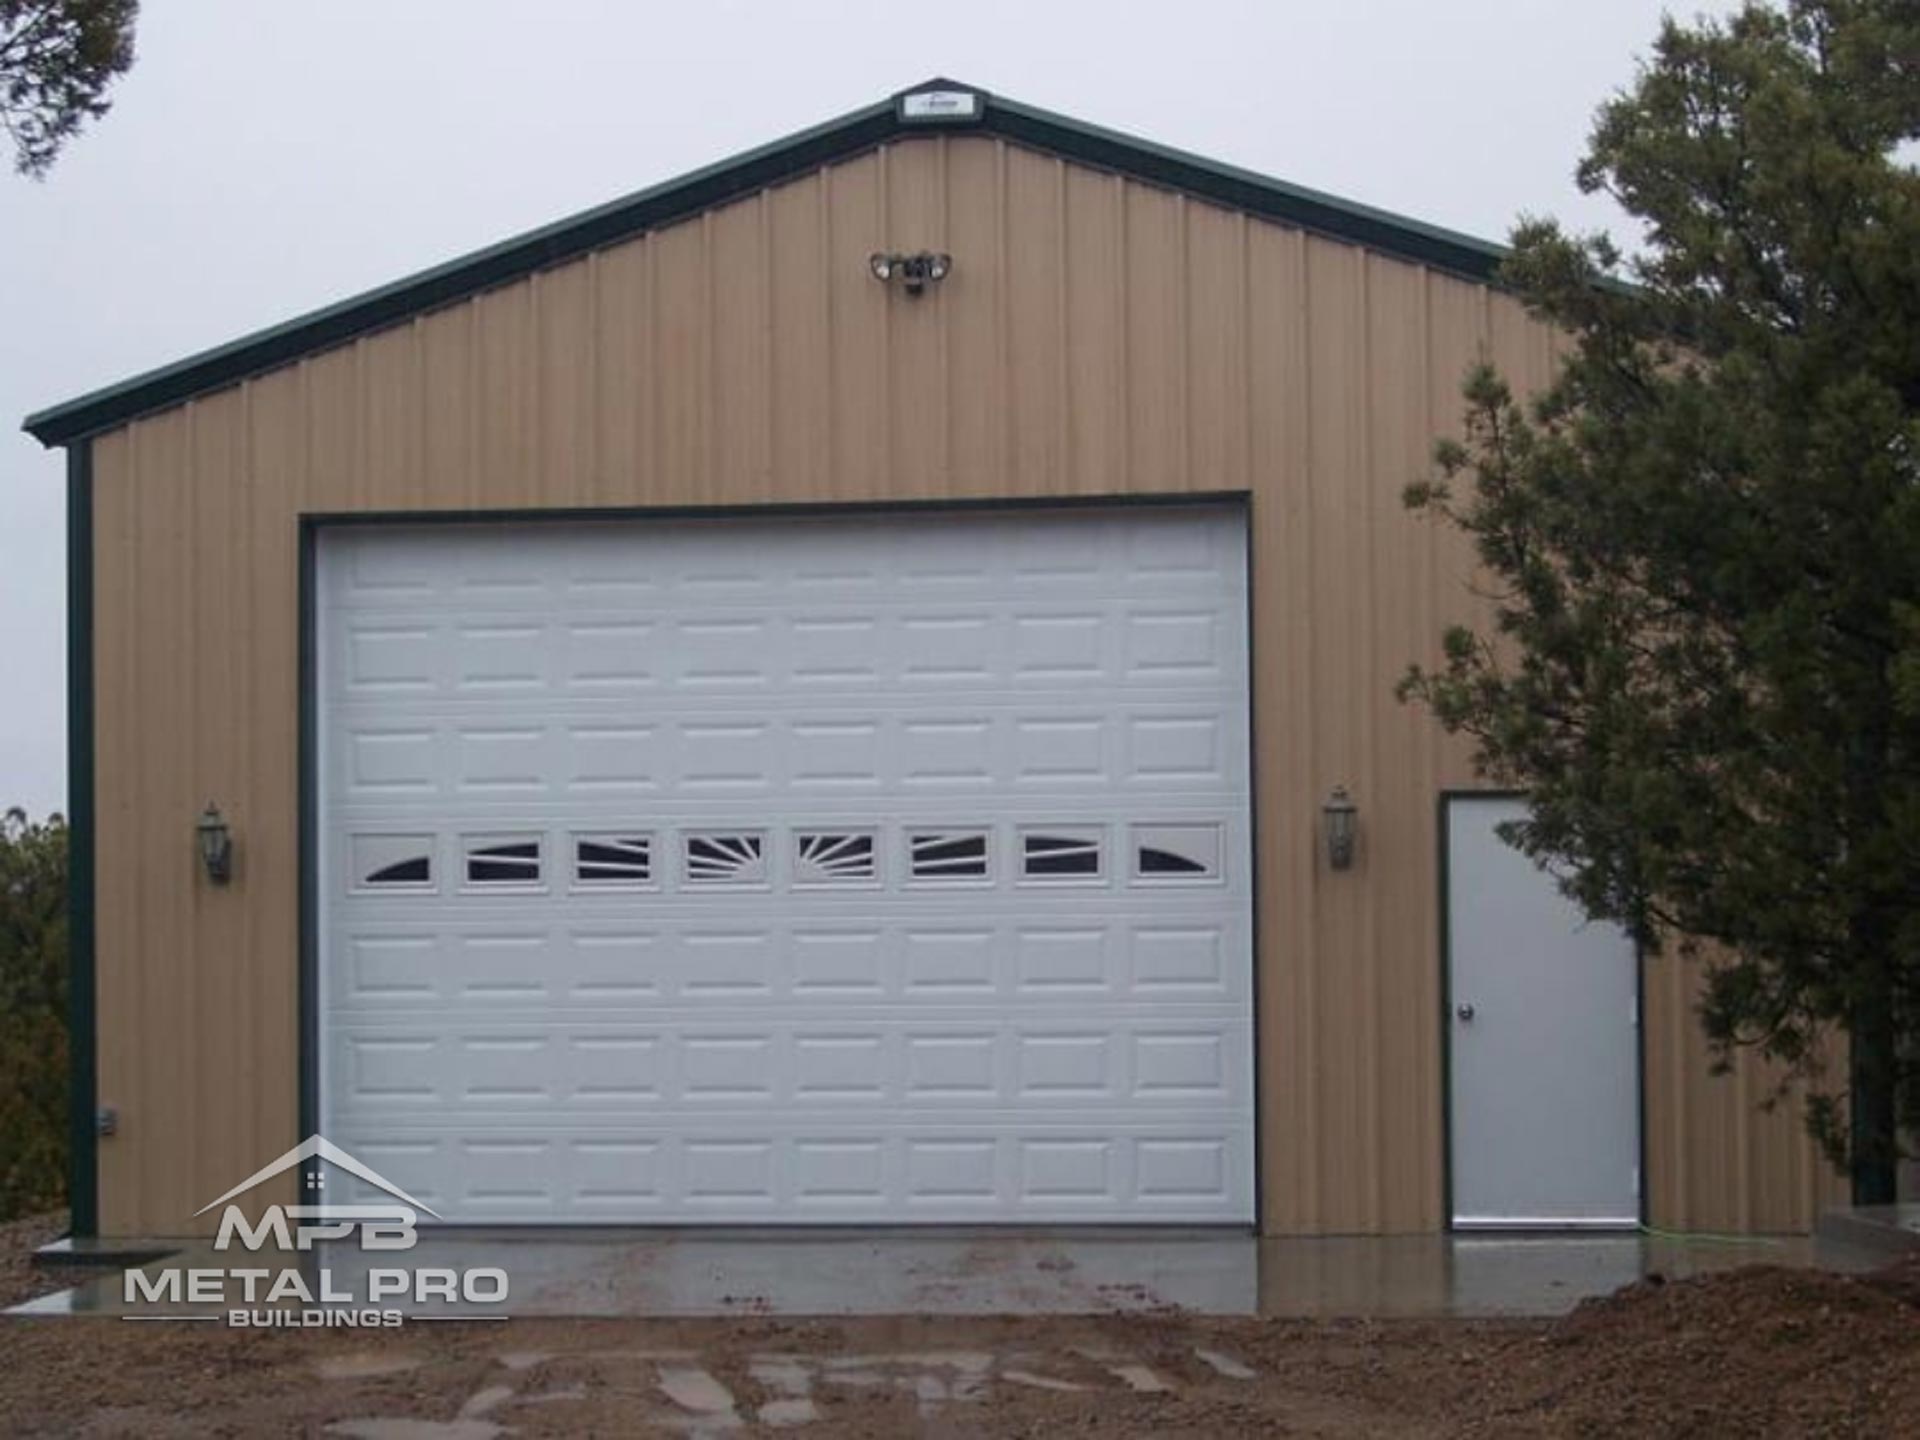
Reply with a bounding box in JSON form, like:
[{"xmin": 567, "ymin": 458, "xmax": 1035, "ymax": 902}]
[{"xmin": 1, "ymin": 1215, "xmax": 1915, "ymax": 1437}]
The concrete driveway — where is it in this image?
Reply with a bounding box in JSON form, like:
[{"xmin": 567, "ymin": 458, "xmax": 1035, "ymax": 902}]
[{"xmin": 15, "ymin": 1227, "xmax": 1877, "ymax": 1320}]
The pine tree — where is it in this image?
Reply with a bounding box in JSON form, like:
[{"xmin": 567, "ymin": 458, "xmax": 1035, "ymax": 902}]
[
  {"xmin": 0, "ymin": 0, "xmax": 135, "ymax": 177},
  {"xmin": 0, "ymin": 809, "xmax": 68, "ymax": 1218},
  {"xmin": 1403, "ymin": 0, "xmax": 1920, "ymax": 1200}
]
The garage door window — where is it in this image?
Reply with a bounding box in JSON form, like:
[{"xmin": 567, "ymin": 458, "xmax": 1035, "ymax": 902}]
[
  {"xmin": 794, "ymin": 829, "xmax": 878, "ymax": 885},
  {"xmin": 572, "ymin": 834, "xmax": 655, "ymax": 888},
  {"xmin": 908, "ymin": 829, "xmax": 990, "ymax": 881},
  {"xmin": 357, "ymin": 824, "xmax": 1233, "ymax": 897},
  {"xmin": 683, "ymin": 831, "xmax": 767, "ymax": 886},
  {"xmin": 351, "ymin": 834, "xmax": 435, "ymax": 892},
  {"xmin": 1130, "ymin": 823, "xmax": 1223, "ymax": 884},
  {"xmin": 1019, "ymin": 827, "xmax": 1105, "ymax": 882},
  {"xmin": 464, "ymin": 836, "xmax": 543, "ymax": 887}
]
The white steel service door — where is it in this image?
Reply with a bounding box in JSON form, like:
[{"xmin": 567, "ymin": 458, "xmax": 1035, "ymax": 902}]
[{"xmin": 1447, "ymin": 796, "xmax": 1640, "ymax": 1228}]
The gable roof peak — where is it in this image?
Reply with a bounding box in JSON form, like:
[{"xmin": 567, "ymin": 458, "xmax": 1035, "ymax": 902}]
[
  {"xmin": 23, "ymin": 80, "xmax": 1507, "ymax": 447},
  {"xmin": 895, "ymin": 75, "xmax": 984, "ymax": 96}
]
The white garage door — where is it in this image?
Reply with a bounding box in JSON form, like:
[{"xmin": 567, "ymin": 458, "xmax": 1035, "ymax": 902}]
[{"xmin": 317, "ymin": 506, "xmax": 1253, "ymax": 1223}]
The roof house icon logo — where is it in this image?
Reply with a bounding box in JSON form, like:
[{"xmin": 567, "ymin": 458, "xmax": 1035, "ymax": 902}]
[
  {"xmin": 125, "ymin": 1136, "xmax": 506, "ymax": 1324},
  {"xmin": 197, "ymin": 1133, "xmax": 439, "ymax": 1252}
]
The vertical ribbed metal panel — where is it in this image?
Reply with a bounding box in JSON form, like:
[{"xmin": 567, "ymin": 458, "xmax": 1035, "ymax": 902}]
[{"xmin": 83, "ymin": 133, "xmax": 1840, "ymax": 1235}]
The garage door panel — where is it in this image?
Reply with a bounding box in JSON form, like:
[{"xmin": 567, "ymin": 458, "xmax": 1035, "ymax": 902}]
[
  {"xmin": 562, "ymin": 723, "xmax": 664, "ymax": 794},
  {"xmin": 1130, "ymin": 923, "xmax": 1235, "ymax": 993},
  {"xmin": 454, "ymin": 726, "xmax": 549, "ymax": 795},
  {"xmin": 454, "ymin": 623, "xmax": 551, "ymax": 691},
  {"xmin": 341, "ymin": 727, "xmax": 442, "ymax": 798},
  {"xmin": 326, "ymin": 1128, "xmax": 1254, "ymax": 1222},
  {"xmin": 334, "ymin": 737, "xmax": 1259, "ymax": 817},
  {"xmin": 320, "ymin": 507, "xmax": 1252, "ymax": 1224},
  {"xmin": 337, "ymin": 623, "xmax": 443, "ymax": 697},
  {"xmin": 562, "ymin": 620, "xmax": 662, "ymax": 691},
  {"xmin": 330, "ymin": 710, "xmax": 1248, "ymax": 804},
  {"xmin": 329, "ymin": 1018, "xmax": 1251, "ymax": 1117},
  {"xmin": 328, "ymin": 610, "xmax": 1241, "ymax": 709},
  {"xmin": 327, "ymin": 514, "xmax": 1246, "ymax": 604},
  {"xmin": 787, "ymin": 621, "xmax": 883, "ymax": 688},
  {"xmin": 329, "ymin": 912, "xmax": 1253, "ymax": 1010}
]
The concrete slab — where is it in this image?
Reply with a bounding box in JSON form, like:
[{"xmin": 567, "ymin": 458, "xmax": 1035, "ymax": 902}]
[
  {"xmin": 6, "ymin": 1227, "xmax": 1890, "ymax": 1322},
  {"xmin": 1816, "ymin": 1204, "xmax": 1920, "ymax": 1257},
  {"xmin": 31, "ymin": 1234, "xmax": 172, "ymax": 1268}
]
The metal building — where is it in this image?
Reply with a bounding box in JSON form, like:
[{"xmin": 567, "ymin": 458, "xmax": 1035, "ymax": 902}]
[{"xmin": 25, "ymin": 81, "xmax": 1843, "ymax": 1238}]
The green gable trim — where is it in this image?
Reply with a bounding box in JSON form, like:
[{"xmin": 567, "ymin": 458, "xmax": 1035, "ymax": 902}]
[
  {"xmin": 23, "ymin": 79, "xmax": 1509, "ymax": 447},
  {"xmin": 986, "ymin": 93, "xmax": 1507, "ymax": 284}
]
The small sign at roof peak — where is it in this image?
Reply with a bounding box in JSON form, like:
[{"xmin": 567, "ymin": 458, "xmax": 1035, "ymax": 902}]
[{"xmin": 898, "ymin": 85, "xmax": 984, "ymax": 125}]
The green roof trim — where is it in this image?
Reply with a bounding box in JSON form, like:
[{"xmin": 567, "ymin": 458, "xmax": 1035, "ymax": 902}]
[{"xmin": 23, "ymin": 78, "xmax": 1510, "ymax": 447}]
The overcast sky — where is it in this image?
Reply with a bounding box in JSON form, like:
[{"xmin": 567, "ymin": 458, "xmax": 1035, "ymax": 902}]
[{"xmin": 0, "ymin": 0, "xmax": 1731, "ymax": 819}]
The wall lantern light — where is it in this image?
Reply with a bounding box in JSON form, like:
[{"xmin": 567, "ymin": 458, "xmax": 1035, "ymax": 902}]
[
  {"xmin": 196, "ymin": 802, "xmax": 233, "ymax": 885},
  {"xmin": 869, "ymin": 250, "xmax": 952, "ymax": 296},
  {"xmin": 1323, "ymin": 785, "xmax": 1357, "ymax": 871}
]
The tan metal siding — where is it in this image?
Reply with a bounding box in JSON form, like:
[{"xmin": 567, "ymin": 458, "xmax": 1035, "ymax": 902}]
[
  {"xmin": 84, "ymin": 132, "xmax": 1839, "ymax": 1235},
  {"xmin": 1644, "ymin": 951, "xmax": 1849, "ymax": 1232}
]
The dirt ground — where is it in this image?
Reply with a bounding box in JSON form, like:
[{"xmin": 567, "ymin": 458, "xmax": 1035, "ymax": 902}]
[
  {"xmin": 2, "ymin": 1213, "xmax": 1917, "ymax": 1437},
  {"xmin": 0, "ymin": 1213, "xmax": 89, "ymax": 1312}
]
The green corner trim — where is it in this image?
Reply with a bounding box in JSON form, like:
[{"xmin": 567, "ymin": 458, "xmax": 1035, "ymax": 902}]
[
  {"xmin": 297, "ymin": 522, "xmax": 318, "ymax": 1160},
  {"xmin": 66, "ymin": 440, "xmax": 97, "ymax": 1237}
]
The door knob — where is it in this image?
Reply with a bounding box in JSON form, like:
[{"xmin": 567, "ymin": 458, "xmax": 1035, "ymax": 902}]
[{"xmin": 1455, "ymin": 1003, "xmax": 1476, "ymax": 1022}]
